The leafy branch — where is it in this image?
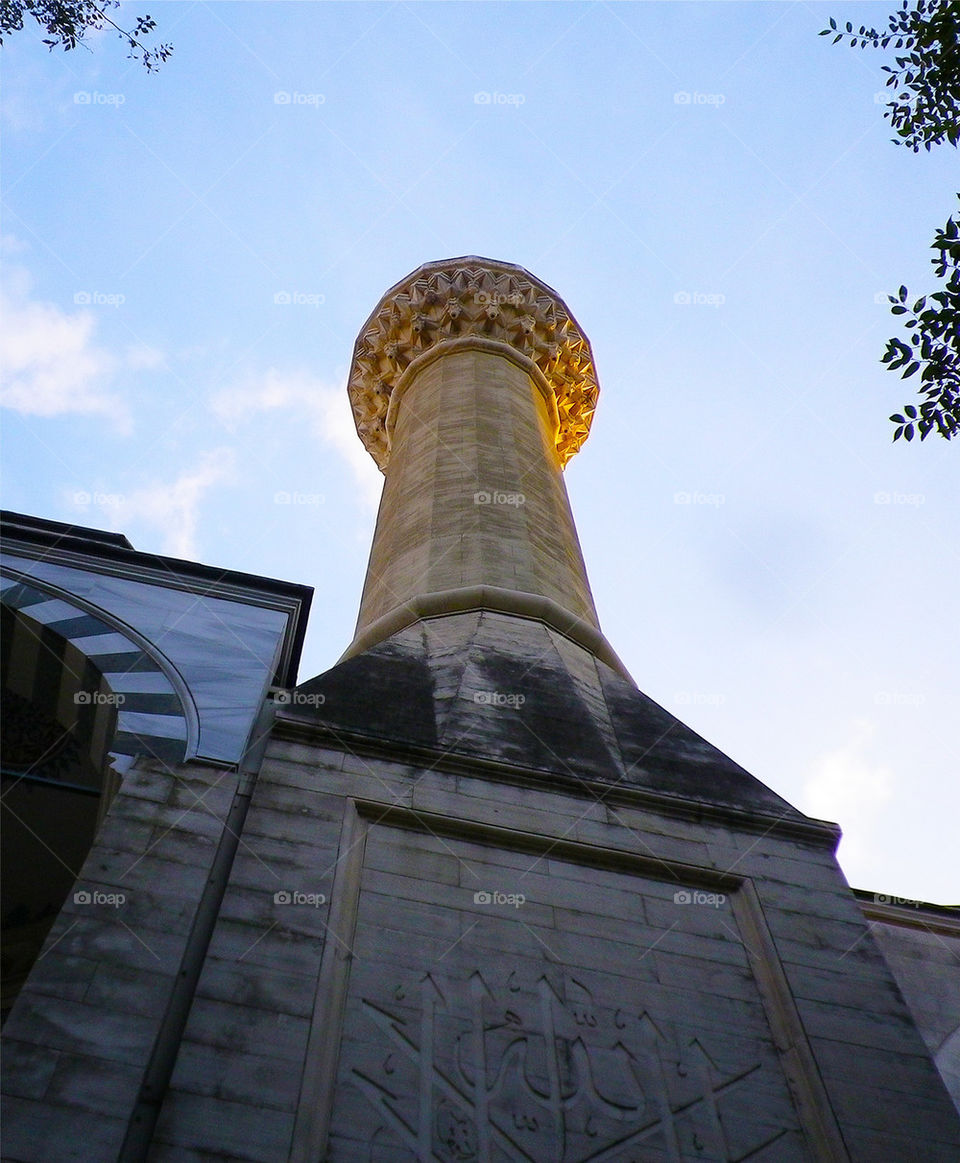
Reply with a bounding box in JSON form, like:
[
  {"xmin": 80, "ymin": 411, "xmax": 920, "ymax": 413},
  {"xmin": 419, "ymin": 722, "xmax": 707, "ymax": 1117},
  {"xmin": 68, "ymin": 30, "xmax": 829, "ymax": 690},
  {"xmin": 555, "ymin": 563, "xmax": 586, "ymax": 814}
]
[
  {"xmin": 820, "ymin": 0, "xmax": 960, "ymax": 150},
  {"xmin": 0, "ymin": 0, "xmax": 172, "ymax": 70},
  {"xmin": 822, "ymin": 2, "xmax": 959, "ymax": 442},
  {"xmin": 886, "ymin": 201, "xmax": 960, "ymax": 441}
]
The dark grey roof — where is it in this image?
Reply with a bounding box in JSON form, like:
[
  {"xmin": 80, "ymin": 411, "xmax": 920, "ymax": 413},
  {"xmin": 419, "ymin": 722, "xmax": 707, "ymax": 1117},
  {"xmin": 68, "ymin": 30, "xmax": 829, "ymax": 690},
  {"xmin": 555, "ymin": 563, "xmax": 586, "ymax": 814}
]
[
  {"xmin": 295, "ymin": 610, "xmax": 803, "ymax": 820},
  {"xmin": 1, "ymin": 509, "xmax": 134, "ymax": 550}
]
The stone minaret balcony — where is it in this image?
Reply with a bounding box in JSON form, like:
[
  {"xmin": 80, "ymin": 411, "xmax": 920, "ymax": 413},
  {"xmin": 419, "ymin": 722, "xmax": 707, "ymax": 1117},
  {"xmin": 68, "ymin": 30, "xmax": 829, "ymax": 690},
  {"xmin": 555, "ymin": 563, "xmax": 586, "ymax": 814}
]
[{"xmin": 343, "ymin": 257, "xmax": 628, "ymax": 678}]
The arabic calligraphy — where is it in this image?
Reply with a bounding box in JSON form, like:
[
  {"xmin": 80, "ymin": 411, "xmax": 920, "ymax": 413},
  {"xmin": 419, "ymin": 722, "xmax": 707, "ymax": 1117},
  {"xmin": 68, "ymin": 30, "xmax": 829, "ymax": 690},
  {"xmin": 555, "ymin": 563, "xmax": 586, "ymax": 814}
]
[{"xmin": 345, "ymin": 968, "xmax": 799, "ymax": 1162}]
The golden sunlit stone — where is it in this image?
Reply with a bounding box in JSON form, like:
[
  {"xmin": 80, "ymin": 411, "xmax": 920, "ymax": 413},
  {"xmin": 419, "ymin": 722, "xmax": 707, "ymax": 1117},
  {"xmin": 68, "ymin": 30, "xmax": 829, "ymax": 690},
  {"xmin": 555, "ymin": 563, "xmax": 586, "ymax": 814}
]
[{"xmin": 348, "ymin": 256, "xmax": 599, "ymax": 470}]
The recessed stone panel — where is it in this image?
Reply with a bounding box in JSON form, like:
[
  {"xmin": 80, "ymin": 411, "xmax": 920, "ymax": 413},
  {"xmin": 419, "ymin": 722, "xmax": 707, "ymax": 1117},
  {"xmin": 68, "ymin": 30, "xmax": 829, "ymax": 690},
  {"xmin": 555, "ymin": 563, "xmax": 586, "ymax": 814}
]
[{"xmin": 326, "ymin": 822, "xmax": 809, "ymax": 1162}]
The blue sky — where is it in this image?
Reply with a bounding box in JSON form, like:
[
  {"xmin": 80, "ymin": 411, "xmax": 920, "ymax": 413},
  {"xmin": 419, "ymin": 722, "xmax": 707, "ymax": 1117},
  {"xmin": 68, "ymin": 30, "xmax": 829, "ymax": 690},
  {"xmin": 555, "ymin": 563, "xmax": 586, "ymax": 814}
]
[{"xmin": 2, "ymin": 1, "xmax": 957, "ymax": 903}]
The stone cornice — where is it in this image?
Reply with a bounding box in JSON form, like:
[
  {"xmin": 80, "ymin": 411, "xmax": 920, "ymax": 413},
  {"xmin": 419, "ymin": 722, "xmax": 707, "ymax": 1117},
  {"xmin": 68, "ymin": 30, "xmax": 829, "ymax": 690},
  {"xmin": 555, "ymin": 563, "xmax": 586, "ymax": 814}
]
[
  {"xmin": 853, "ymin": 891, "xmax": 960, "ymax": 935},
  {"xmin": 338, "ymin": 585, "xmax": 631, "ymax": 680},
  {"xmin": 270, "ymin": 714, "xmax": 843, "ymax": 851},
  {"xmin": 348, "ymin": 256, "xmax": 599, "ymax": 471}
]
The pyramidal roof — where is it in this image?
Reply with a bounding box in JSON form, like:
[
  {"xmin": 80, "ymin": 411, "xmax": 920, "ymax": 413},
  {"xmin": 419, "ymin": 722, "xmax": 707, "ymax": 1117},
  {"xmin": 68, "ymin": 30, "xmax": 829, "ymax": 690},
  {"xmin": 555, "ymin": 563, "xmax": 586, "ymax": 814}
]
[{"xmin": 295, "ymin": 611, "xmax": 805, "ymax": 823}]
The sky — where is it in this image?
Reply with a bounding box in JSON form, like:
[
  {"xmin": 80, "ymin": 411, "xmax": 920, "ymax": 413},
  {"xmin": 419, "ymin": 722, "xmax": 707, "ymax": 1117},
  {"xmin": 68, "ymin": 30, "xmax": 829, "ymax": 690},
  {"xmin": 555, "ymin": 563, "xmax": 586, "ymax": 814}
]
[{"xmin": 2, "ymin": 1, "xmax": 957, "ymax": 905}]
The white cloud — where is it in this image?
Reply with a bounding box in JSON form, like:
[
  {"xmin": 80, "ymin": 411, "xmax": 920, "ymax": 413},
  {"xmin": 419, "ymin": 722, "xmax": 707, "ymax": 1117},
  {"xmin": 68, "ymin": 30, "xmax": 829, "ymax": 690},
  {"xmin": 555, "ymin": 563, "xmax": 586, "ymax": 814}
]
[
  {"xmin": 68, "ymin": 448, "xmax": 236, "ymax": 559},
  {"xmin": 211, "ymin": 368, "xmax": 383, "ymax": 508},
  {"xmin": 801, "ymin": 719, "xmax": 895, "ymax": 870},
  {"xmin": 0, "ymin": 267, "xmax": 150, "ymax": 432},
  {"xmin": 0, "ymin": 234, "xmax": 30, "ymax": 256}
]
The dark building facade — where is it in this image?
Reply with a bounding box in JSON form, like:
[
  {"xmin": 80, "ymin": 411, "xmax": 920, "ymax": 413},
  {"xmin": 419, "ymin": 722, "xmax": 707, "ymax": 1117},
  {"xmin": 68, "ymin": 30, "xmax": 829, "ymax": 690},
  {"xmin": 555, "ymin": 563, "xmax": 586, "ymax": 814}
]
[{"xmin": 2, "ymin": 259, "xmax": 958, "ymax": 1161}]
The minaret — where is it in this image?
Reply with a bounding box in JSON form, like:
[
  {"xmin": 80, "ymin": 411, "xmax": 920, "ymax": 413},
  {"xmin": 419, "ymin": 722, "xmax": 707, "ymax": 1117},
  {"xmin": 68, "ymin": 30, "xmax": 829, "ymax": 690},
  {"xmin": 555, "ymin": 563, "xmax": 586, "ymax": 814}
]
[{"xmin": 342, "ymin": 257, "xmax": 629, "ymax": 678}]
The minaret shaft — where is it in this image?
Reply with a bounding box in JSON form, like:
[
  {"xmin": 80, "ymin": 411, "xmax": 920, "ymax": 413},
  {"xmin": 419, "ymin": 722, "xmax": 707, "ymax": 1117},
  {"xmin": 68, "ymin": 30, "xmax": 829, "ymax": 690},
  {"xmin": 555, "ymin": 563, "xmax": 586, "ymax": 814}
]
[
  {"xmin": 354, "ymin": 346, "xmax": 599, "ymax": 640},
  {"xmin": 342, "ymin": 257, "xmax": 627, "ymax": 677}
]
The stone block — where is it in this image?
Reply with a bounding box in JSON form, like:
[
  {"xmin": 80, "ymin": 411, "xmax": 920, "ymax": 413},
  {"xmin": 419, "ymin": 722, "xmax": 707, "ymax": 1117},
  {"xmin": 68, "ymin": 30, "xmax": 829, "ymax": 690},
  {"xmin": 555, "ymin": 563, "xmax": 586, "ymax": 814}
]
[
  {"xmin": 17, "ymin": 952, "xmax": 99, "ymax": 1004},
  {"xmin": 44, "ymin": 1052, "xmax": 141, "ymax": 1115},
  {"xmin": 194, "ymin": 957, "xmax": 317, "ymax": 1019},
  {"xmin": 85, "ymin": 963, "xmax": 172, "ymax": 1019},
  {"xmin": 150, "ymin": 1090, "xmax": 295, "ymax": 1161},
  {"xmin": 205, "ymin": 918, "xmax": 324, "ymax": 979},
  {"xmin": 0, "ymin": 1095, "xmax": 126, "ymax": 1162},
  {"xmin": 0, "ymin": 1038, "xmax": 60, "ymax": 1100},
  {"xmin": 2, "ymin": 991, "xmax": 157, "ymax": 1066},
  {"xmin": 176, "ymin": 995, "xmax": 309, "ymax": 1063},
  {"xmin": 167, "ymin": 1038, "xmax": 301, "ymax": 1112}
]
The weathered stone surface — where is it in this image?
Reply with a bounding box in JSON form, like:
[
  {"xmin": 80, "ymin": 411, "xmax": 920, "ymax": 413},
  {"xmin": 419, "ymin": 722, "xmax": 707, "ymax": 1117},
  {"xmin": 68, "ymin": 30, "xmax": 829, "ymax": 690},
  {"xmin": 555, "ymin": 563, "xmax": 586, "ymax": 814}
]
[
  {"xmin": 0, "ymin": 759, "xmax": 241, "ymax": 1153},
  {"xmin": 295, "ymin": 611, "xmax": 803, "ymax": 821},
  {"xmin": 866, "ymin": 906, "xmax": 960, "ymax": 1110},
  {"xmin": 150, "ymin": 1090, "xmax": 295, "ymax": 1161},
  {"xmin": 1, "ymin": 1095, "xmax": 127, "ymax": 1162},
  {"xmin": 0, "ymin": 1038, "xmax": 60, "ymax": 1100}
]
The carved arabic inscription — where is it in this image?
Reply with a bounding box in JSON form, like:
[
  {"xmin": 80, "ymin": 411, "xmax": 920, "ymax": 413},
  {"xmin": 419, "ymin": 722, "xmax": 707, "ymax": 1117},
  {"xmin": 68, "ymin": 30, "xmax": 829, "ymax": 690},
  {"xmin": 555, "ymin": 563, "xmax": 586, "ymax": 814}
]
[{"xmin": 345, "ymin": 967, "xmax": 801, "ymax": 1162}]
